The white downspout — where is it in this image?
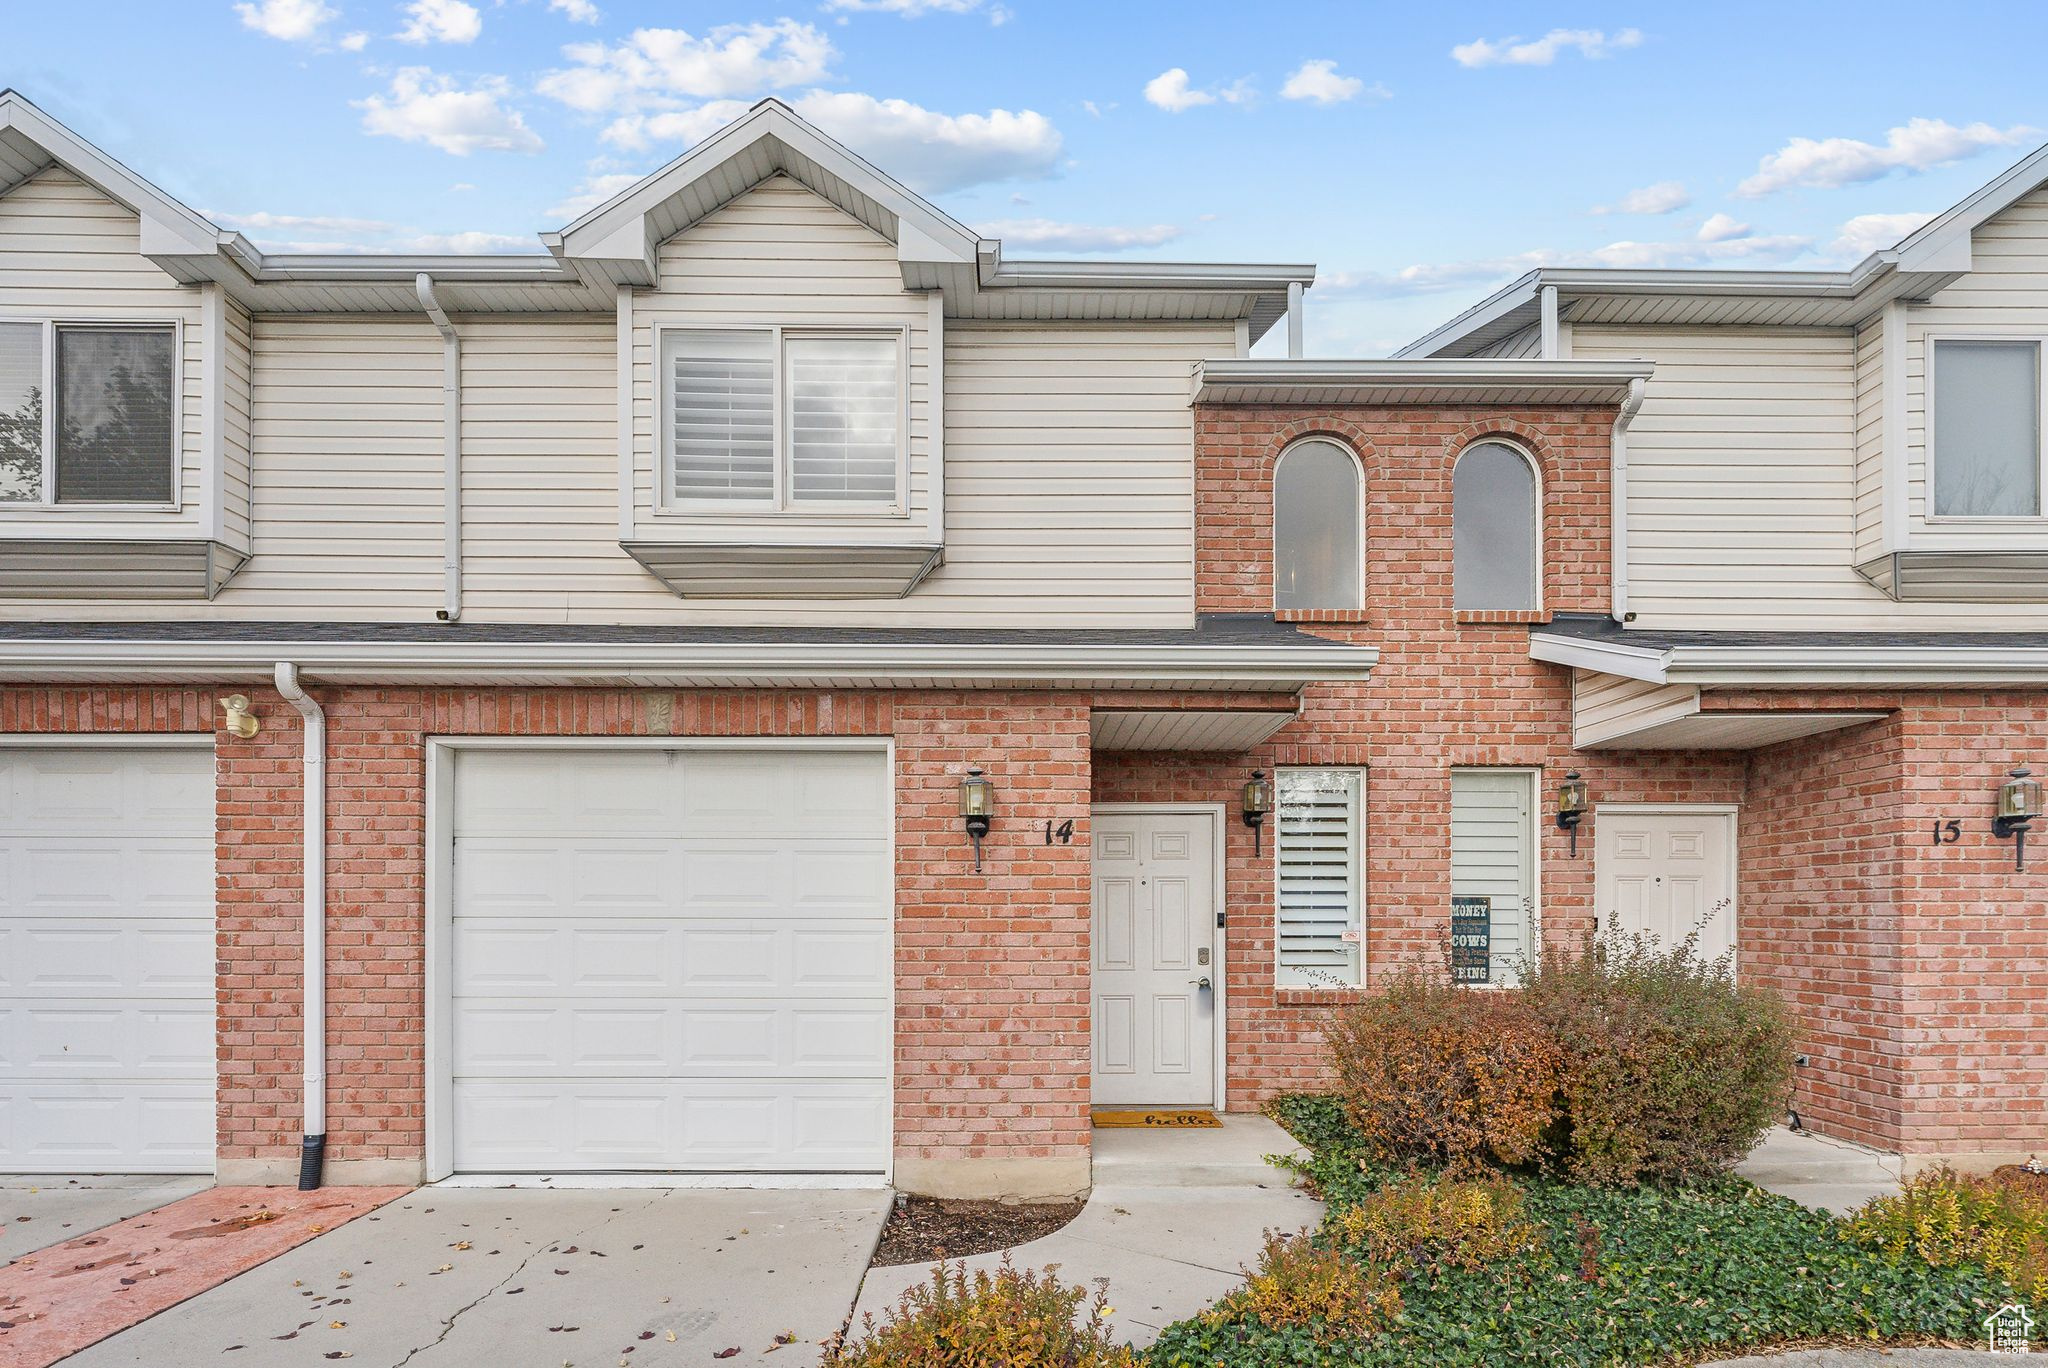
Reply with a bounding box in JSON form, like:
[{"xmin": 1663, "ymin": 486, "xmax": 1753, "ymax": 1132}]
[
  {"xmin": 416, "ymin": 274, "xmax": 462, "ymax": 622},
  {"xmin": 1539, "ymin": 285, "xmax": 1560, "ymax": 359},
  {"xmin": 274, "ymin": 662, "xmax": 328, "ymax": 1189},
  {"xmin": 1610, "ymin": 376, "xmax": 1647, "ymax": 623},
  {"xmin": 1286, "ymin": 281, "xmax": 1304, "ymax": 358}
]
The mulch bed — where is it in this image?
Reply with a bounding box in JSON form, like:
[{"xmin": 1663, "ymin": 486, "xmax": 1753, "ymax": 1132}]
[{"xmin": 871, "ymin": 1195, "xmax": 1085, "ymax": 1267}]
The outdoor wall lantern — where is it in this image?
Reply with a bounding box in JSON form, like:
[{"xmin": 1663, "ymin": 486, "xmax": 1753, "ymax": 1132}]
[
  {"xmin": 1241, "ymin": 768, "xmax": 1273, "ymax": 855},
  {"xmin": 218, "ymin": 694, "xmax": 260, "ymax": 739},
  {"xmin": 1556, "ymin": 770, "xmax": 1591, "ymax": 857},
  {"xmin": 959, "ymin": 766, "xmax": 995, "ymax": 872},
  {"xmin": 1994, "ymin": 765, "xmax": 2043, "ymax": 871}
]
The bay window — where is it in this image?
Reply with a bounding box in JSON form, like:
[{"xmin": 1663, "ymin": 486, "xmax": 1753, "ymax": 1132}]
[
  {"xmin": 1932, "ymin": 339, "xmax": 2043, "ymax": 518},
  {"xmin": 0, "ymin": 320, "xmax": 178, "ymax": 507},
  {"xmin": 662, "ymin": 326, "xmax": 903, "ymax": 512}
]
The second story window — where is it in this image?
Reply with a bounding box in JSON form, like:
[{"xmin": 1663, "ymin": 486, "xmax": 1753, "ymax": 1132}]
[
  {"xmin": 1933, "ymin": 339, "xmax": 2041, "ymax": 518},
  {"xmin": 1453, "ymin": 440, "xmax": 1539, "ymax": 612},
  {"xmin": 1273, "ymin": 437, "xmax": 1361, "ymax": 611},
  {"xmin": 0, "ymin": 321, "xmax": 178, "ymax": 507},
  {"xmin": 662, "ymin": 326, "xmax": 902, "ymax": 512}
]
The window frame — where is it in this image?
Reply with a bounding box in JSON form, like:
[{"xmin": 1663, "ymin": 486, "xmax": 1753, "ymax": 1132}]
[
  {"xmin": 1270, "ymin": 435, "xmax": 1365, "ymax": 613},
  {"xmin": 0, "ymin": 315, "xmax": 184, "ymax": 514},
  {"xmin": 1272, "ymin": 765, "xmax": 1366, "ymax": 989},
  {"xmin": 1451, "ymin": 437, "xmax": 1543, "ymax": 613},
  {"xmin": 1925, "ymin": 332, "xmax": 2048, "ymax": 525},
  {"xmin": 655, "ymin": 321, "xmax": 909, "ymax": 518},
  {"xmin": 1447, "ymin": 766, "xmax": 1541, "ymax": 990}
]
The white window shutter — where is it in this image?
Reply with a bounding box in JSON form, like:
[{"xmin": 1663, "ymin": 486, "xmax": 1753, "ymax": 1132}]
[{"xmin": 1276, "ymin": 768, "xmax": 1362, "ymax": 985}]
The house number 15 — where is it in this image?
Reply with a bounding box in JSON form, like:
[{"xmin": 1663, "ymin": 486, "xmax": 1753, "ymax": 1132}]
[{"xmin": 1932, "ymin": 819, "xmax": 1963, "ymax": 846}]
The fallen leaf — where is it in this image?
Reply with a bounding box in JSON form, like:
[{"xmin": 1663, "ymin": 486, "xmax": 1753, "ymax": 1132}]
[
  {"xmin": 453, "ymin": 1241, "xmax": 472, "ymax": 1251},
  {"xmin": 308, "ymin": 1225, "xmax": 325, "ymax": 1234},
  {"xmin": 322, "ymin": 1354, "xmax": 351, "ymax": 1361},
  {"xmin": 774, "ymin": 1331, "xmax": 797, "ymax": 1345},
  {"xmin": 639, "ymin": 1331, "xmax": 655, "ymax": 1340},
  {"xmin": 337, "ymin": 1271, "xmax": 352, "ymax": 1280},
  {"xmin": 714, "ymin": 1350, "xmax": 739, "ymax": 1360},
  {"xmin": 665, "ymin": 1330, "xmax": 676, "ymax": 1342},
  {"xmin": 329, "ymin": 1321, "xmax": 346, "ymax": 1330},
  {"xmin": 435, "ymin": 1264, "xmax": 453, "ymax": 1273}
]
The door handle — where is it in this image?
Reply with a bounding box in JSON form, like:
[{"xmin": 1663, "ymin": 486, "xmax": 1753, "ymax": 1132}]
[{"xmin": 1190, "ymin": 976, "xmax": 1212, "ymax": 992}]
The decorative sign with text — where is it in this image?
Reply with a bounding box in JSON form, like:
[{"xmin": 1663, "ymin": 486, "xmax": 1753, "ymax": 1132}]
[{"xmin": 1451, "ymin": 896, "xmax": 1493, "ymax": 985}]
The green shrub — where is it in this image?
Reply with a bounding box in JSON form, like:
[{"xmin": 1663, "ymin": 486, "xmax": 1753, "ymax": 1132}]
[
  {"xmin": 1324, "ymin": 966, "xmax": 1559, "ymax": 1173},
  {"xmin": 1519, "ymin": 927, "xmax": 1793, "ymax": 1186},
  {"xmin": 826, "ymin": 1255, "xmax": 1139, "ymax": 1367},
  {"xmin": 1846, "ymin": 1166, "xmax": 2048, "ymax": 1302},
  {"xmin": 1202, "ymin": 1227, "xmax": 1402, "ymax": 1344}
]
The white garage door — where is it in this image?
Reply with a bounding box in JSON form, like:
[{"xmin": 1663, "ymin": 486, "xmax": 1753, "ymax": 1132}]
[
  {"xmin": 447, "ymin": 746, "xmax": 892, "ymax": 1174},
  {"xmin": 0, "ymin": 745, "xmax": 216, "ymax": 1173}
]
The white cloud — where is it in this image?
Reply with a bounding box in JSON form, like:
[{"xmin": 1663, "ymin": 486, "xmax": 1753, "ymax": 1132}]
[
  {"xmin": 208, "ymin": 209, "xmax": 400, "ymax": 235},
  {"xmin": 545, "ymin": 170, "xmax": 644, "ymax": 220},
  {"xmin": 1143, "ymin": 68, "xmax": 1252, "ymax": 113},
  {"xmin": 602, "ymin": 91, "xmax": 1062, "ymax": 192},
  {"xmin": 403, "ymin": 230, "xmax": 533, "ymax": 253},
  {"xmin": 1280, "ymin": 59, "xmax": 1382, "ymax": 105},
  {"xmin": 338, "ymin": 29, "xmax": 369, "ymax": 50},
  {"xmin": 397, "ymin": 0, "xmax": 481, "ymax": 44},
  {"xmin": 1736, "ymin": 117, "xmax": 2037, "ymax": 197},
  {"xmin": 1834, "ymin": 210, "xmax": 1939, "ymax": 257},
  {"xmin": 538, "ymin": 21, "xmax": 835, "ymax": 113},
  {"xmin": 205, "ymin": 209, "xmax": 533, "ymax": 255},
  {"xmin": 1451, "ymin": 27, "xmax": 1642, "ymax": 68},
  {"xmin": 1323, "ymin": 232, "xmax": 1812, "ymax": 300},
  {"xmin": 1696, "ymin": 212, "xmax": 1751, "ymax": 242},
  {"xmin": 977, "ymin": 218, "xmax": 1182, "ymax": 252},
  {"xmin": 234, "ymin": 0, "xmax": 338, "ymax": 42},
  {"xmin": 355, "ymin": 68, "xmax": 544, "ymax": 155},
  {"xmin": 548, "ymin": 0, "xmax": 601, "ymax": 22},
  {"xmin": 1592, "ymin": 180, "xmax": 1689, "ymax": 216}
]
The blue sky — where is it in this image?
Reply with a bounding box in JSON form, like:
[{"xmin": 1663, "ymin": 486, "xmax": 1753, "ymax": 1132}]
[{"xmin": 10, "ymin": 1, "xmax": 2048, "ymax": 353}]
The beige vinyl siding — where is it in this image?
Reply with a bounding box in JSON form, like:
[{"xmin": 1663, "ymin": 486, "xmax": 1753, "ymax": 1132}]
[
  {"xmin": 1851, "ymin": 311, "xmax": 1886, "ymax": 566},
  {"xmin": 1571, "ymin": 670, "xmax": 1699, "ymax": 749},
  {"xmin": 226, "ymin": 316, "xmax": 444, "ymax": 613},
  {"xmin": 221, "ymin": 292, "xmax": 253, "ymax": 551},
  {"xmin": 630, "ymin": 176, "xmax": 932, "ymax": 528},
  {"xmin": 0, "ymin": 166, "xmax": 205, "ymax": 539}
]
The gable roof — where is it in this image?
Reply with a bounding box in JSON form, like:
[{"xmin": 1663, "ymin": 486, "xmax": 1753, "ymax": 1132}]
[
  {"xmin": 0, "ymin": 89, "xmax": 1309, "ymax": 334},
  {"xmin": 1397, "ymin": 138, "xmax": 2048, "ymax": 359}
]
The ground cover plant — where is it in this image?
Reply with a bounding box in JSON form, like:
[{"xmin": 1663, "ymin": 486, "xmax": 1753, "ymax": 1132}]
[
  {"xmin": 825, "ymin": 1254, "xmax": 1140, "ymax": 1367},
  {"xmin": 1146, "ymin": 1095, "xmax": 2022, "ymax": 1367}
]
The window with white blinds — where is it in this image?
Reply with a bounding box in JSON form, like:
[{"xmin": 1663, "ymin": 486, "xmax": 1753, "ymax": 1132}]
[
  {"xmin": 660, "ymin": 327, "xmax": 902, "ymax": 510},
  {"xmin": 0, "ymin": 321, "xmax": 177, "ymax": 507},
  {"xmin": 664, "ymin": 329, "xmax": 775, "ymax": 503},
  {"xmin": 1449, "ymin": 769, "xmax": 1536, "ymax": 987},
  {"xmin": 1275, "ymin": 768, "xmax": 1363, "ymax": 986}
]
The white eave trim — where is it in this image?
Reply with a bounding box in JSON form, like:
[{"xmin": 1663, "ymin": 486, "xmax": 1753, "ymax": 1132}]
[
  {"xmin": 1195, "ymin": 358, "xmax": 1654, "ymax": 405},
  {"xmin": 1662, "ymin": 645, "xmax": 2048, "ymax": 687},
  {"xmin": 1529, "ymin": 631, "xmax": 1670, "ymax": 682},
  {"xmin": 0, "ymin": 638, "xmax": 1379, "ymax": 690}
]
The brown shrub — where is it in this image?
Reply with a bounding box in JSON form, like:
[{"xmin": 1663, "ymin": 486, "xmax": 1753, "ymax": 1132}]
[
  {"xmin": 1204, "ymin": 1227, "xmax": 1402, "ymax": 1343},
  {"xmin": 1324, "ymin": 965, "xmax": 1559, "ymax": 1173},
  {"xmin": 824, "ymin": 1255, "xmax": 1140, "ymax": 1367},
  {"xmin": 1332, "ymin": 1171, "xmax": 1538, "ymax": 1272}
]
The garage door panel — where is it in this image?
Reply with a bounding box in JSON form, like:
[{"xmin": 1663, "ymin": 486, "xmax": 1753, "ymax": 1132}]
[
  {"xmin": 0, "ymin": 747, "xmax": 215, "ymax": 1173},
  {"xmin": 0, "ymin": 1084, "xmax": 214, "ymax": 1171},
  {"xmin": 448, "ymin": 747, "xmax": 891, "ymax": 1174}
]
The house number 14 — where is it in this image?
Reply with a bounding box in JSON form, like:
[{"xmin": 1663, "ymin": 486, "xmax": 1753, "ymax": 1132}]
[{"xmin": 1045, "ymin": 819, "xmax": 1075, "ymax": 845}]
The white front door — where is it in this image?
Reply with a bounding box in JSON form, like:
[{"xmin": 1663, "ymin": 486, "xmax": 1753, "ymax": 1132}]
[
  {"xmin": 446, "ymin": 746, "xmax": 892, "ymax": 1175},
  {"xmin": 1595, "ymin": 807, "xmax": 1737, "ymax": 964},
  {"xmin": 1090, "ymin": 810, "xmax": 1217, "ymax": 1107},
  {"xmin": 0, "ymin": 745, "xmax": 216, "ymax": 1173}
]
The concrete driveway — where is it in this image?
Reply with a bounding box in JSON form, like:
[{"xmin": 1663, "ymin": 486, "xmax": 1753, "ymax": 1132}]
[
  {"xmin": 1, "ymin": 1176, "xmax": 210, "ymax": 1266},
  {"xmin": 59, "ymin": 1187, "xmax": 891, "ymax": 1368}
]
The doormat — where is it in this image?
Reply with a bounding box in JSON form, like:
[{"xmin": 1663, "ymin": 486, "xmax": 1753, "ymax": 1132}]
[{"xmin": 1092, "ymin": 1108, "xmax": 1223, "ymax": 1129}]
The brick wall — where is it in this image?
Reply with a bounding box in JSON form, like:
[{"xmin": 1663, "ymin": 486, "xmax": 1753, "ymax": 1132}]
[{"xmin": 0, "ymin": 684, "xmax": 1091, "ymax": 1193}]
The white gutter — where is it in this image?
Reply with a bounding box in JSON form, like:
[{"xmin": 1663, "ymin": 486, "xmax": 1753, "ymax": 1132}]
[
  {"xmin": 272, "ymin": 663, "xmax": 327, "ymax": 1190},
  {"xmin": 416, "ymin": 274, "xmax": 462, "ymax": 623},
  {"xmin": 0, "ymin": 638, "xmax": 1380, "ymax": 690},
  {"xmin": 1610, "ymin": 376, "xmax": 1647, "ymax": 623},
  {"xmin": 1529, "ymin": 631, "xmax": 1670, "ymax": 683}
]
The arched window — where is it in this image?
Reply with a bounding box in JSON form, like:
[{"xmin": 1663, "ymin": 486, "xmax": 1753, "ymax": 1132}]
[
  {"xmin": 1273, "ymin": 438, "xmax": 1361, "ymax": 611},
  {"xmin": 1453, "ymin": 440, "xmax": 1539, "ymax": 611}
]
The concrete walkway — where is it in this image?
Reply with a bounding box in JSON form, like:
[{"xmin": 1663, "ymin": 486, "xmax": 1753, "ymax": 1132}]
[
  {"xmin": 59, "ymin": 1186, "xmax": 890, "ymax": 1368},
  {"xmin": 851, "ymin": 1116, "xmax": 1320, "ymax": 1349},
  {"xmin": 0, "ymin": 1176, "xmax": 210, "ymax": 1267},
  {"xmin": 1735, "ymin": 1125, "xmax": 1905, "ymax": 1215}
]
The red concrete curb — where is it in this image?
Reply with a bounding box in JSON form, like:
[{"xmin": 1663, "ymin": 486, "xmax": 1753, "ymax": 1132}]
[{"xmin": 0, "ymin": 1185, "xmax": 409, "ymax": 1368}]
